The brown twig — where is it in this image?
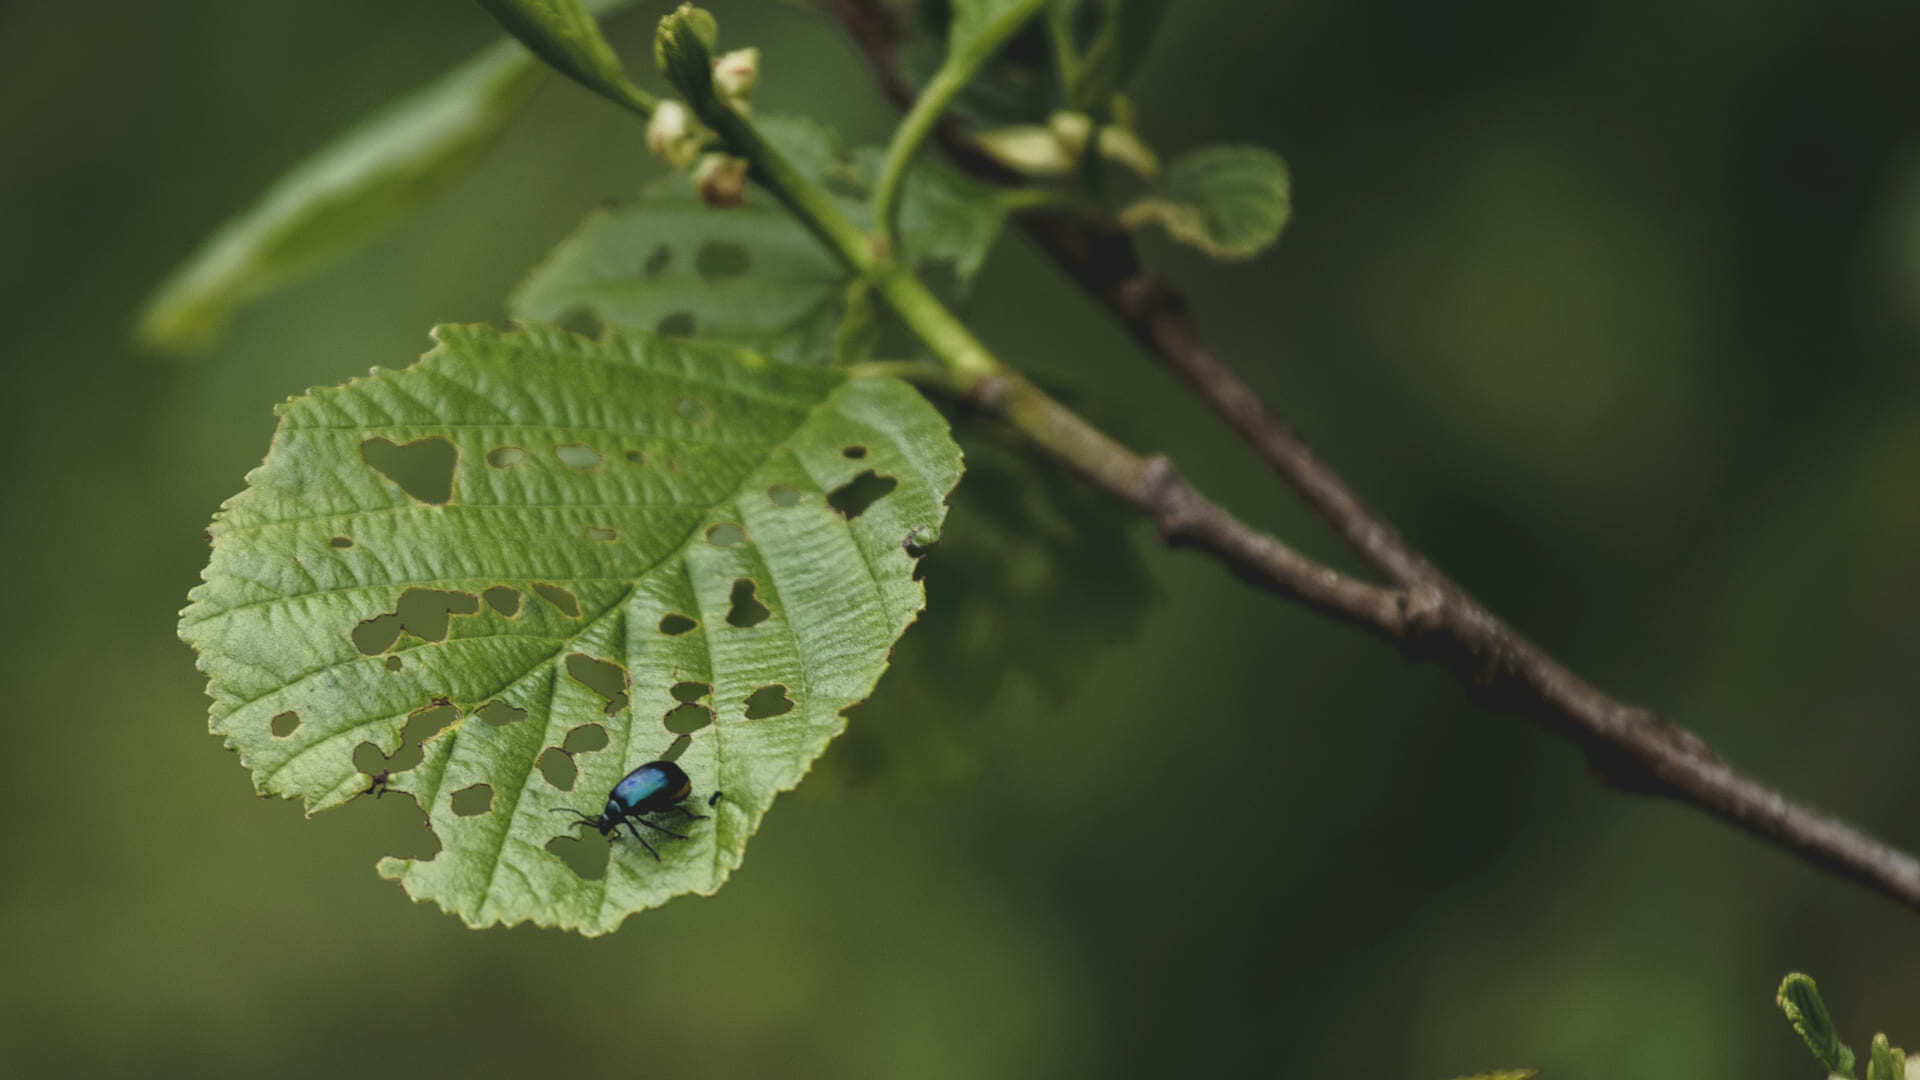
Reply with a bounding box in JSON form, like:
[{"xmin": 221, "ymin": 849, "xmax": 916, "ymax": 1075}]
[{"xmin": 827, "ymin": 0, "xmax": 1920, "ymax": 911}]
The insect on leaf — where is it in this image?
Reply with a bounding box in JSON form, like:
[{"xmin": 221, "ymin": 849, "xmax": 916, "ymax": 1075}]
[{"xmin": 180, "ymin": 324, "xmax": 962, "ymax": 934}]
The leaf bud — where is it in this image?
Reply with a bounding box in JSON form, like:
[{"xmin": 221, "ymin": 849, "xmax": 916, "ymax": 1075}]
[
  {"xmin": 654, "ymin": 4, "xmax": 719, "ymax": 102},
  {"xmin": 646, "ymin": 100, "xmax": 703, "ymax": 169},
  {"xmin": 692, "ymin": 153, "xmax": 749, "ymax": 207},
  {"xmin": 712, "ymin": 47, "xmax": 760, "ymax": 103}
]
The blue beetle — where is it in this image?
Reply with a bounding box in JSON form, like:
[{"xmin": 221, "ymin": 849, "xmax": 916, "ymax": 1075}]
[{"xmin": 552, "ymin": 760, "xmax": 707, "ymax": 860}]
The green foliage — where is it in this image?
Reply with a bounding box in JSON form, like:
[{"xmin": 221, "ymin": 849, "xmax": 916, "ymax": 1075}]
[
  {"xmin": 948, "ymin": 0, "xmax": 1054, "ymax": 63},
  {"xmin": 477, "ymin": 0, "xmax": 653, "ymax": 115},
  {"xmin": 134, "ymin": 39, "xmax": 544, "ymax": 353},
  {"xmin": 1870, "ymin": 1034, "xmax": 1908, "ymax": 1080},
  {"xmin": 1778, "ymin": 973, "xmax": 1858, "ymax": 1077},
  {"xmin": 513, "ymin": 117, "xmax": 1011, "ymax": 364},
  {"xmin": 1121, "ymin": 144, "xmax": 1292, "ymax": 259},
  {"xmin": 652, "ymin": 3, "xmax": 719, "ymax": 101},
  {"xmin": 179, "ymin": 324, "xmax": 961, "ymax": 932}
]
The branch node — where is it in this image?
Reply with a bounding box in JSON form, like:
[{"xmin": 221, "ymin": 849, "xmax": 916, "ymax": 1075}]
[
  {"xmin": 972, "ymin": 374, "xmax": 1010, "ymax": 409},
  {"xmin": 1141, "ymin": 454, "xmax": 1195, "ymax": 537}
]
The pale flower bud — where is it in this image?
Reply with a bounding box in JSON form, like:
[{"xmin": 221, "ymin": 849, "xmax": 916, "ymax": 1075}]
[
  {"xmin": 646, "ymin": 101, "xmax": 702, "ymax": 169},
  {"xmin": 1097, "ymin": 126, "xmax": 1160, "ymax": 178},
  {"xmin": 692, "ymin": 153, "xmax": 749, "ymax": 207},
  {"xmin": 1047, "ymin": 111, "xmax": 1093, "ymax": 156},
  {"xmin": 712, "ymin": 47, "xmax": 760, "ymax": 102}
]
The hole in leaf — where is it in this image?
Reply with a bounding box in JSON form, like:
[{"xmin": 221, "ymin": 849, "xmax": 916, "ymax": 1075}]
[
  {"xmin": 482, "ymin": 585, "xmax": 521, "ymax": 617},
  {"xmin": 537, "ymin": 747, "xmax": 577, "ymax": 790},
  {"xmin": 547, "ymin": 834, "xmax": 609, "ymax": 880},
  {"xmin": 476, "ymin": 700, "xmax": 528, "ymax": 726},
  {"xmin": 329, "ymin": 536, "xmax": 354, "ymax": 549},
  {"xmin": 624, "ymin": 449, "xmax": 647, "ymax": 465},
  {"xmin": 486, "ymin": 446, "xmax": 528, "ymax": 469},
  {"xmin": 745, "ymin": 685, "xmax": 794, "ymax": 719},
  {"xmin": 270, "ymin": 710, "xmax": 300, "ymax": 737},
  {"xmin": 554, "ymin": 444, "xmax": 602, "ymax": 470},
  {"xmin": 664, "ymin": 702, "xmax": 713, "ymax": 734},
  {"xmin": 565, "ymin": 653, "xmax": 627, "ymax": 701},
  {"xmin": 767, "ymin": 484, "xmax": 799, "ymax": 507},
  {"xmin": 671, "ymin": 681, "xmax": 711, "ymax": 703},
  {"xmin": 359, "ymin": 588, "xmax": 481, "ymax": 648},
  {"xmin": 352, "ymin": 742, "xmax": 387, "ymax": 775},
  {"xmin": 585, "ymin": 525, "xmax": 619, "ymax": 542},
  {"xmin": 533, "ymin": 583, "xmax": 581, "ymax": 617},
  {"xmin": 351, "ymin": 613, "xmax": 404, "ymax": 655},
  {"xmin": 662, "ymin": 734, "xmax": 692, "ymax": 761},
  {"xmin": 564, "ymin": 724, "xmax": 608, "ymax": 754},
  {"xmin": 643, "ymin": 244, "xmax": 670, "ymax": 277},
  {"xmin": 384, "ymin": 655, "xmax": 403, "ymax": 672},
  {"xmin": 828, "ymin": 470, "xmax": 897, "ymax": 519},
  {"xmin": 726, "ymin": 579, "xmax": 771, "ymax": 628},
  {"xmin": 695, "ymin": 241, "xmax": 751, "ymax": 280},
  {"xmin": 603, "ymin": 692, "xmax": 629, "ymax": 716},
  {"xmin": 374, "ymin": 704, "xmax": 457, "ymax": 774},
  {"xmin": 451, "ymin": 783, "xmax": 494, "ymax": 816},
  {"xmin": 657, "ymin": 312, "xmax": 696, "ymax": 337},
  {"xmin": 659, "ymin": 613, "xmax": 697, "ymax": 635},
  {"xmin": 842, "ymin": 445, "xmax": 867, "ymax": 459},
  {"xmin": 705, "ymin": 523, "xmax": 746, "ymax": 548},
  {"xmin": 677, "ymin": 397, "xmax": 711, "ymax": 425},
  {"xmin": 361, "ymin": 435, "xmax": 457, "ymax": 504}
]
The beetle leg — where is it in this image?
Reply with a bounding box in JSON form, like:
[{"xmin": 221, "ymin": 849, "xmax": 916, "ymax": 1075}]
[
  {"xmin": 622, "ymin": 819, "xmax": 661, "ymax": 860},
  {"xmin": 635, "ymin": 817, "xmax": 689, "ymax": 839}
]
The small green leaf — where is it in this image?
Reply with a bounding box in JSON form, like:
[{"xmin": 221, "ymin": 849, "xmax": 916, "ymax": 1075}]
[
  {"xmin": 181, "ymin": 324, "xmax": 961, "ymax": 933},
  {"xmin": 515, "ymin": 118, "xmax": 1011, "ymax": 363},
  {"xmin": 477, "ymin": 0, "xmax": 654, "ymax": 115},
  {"xmin": 653, "ymin": 3, "xmax": 719, "ymax": 98},
  {"xmin": 1870, "ymin": 1034, "xmax": 1906, "ymax": 1080},
  {"xmin": 1778, "ymin": 973, "xmax": 1857, "ymax": 1078},
  {"xmin": 134, "ymin": 39, "xmax": 544, "ymax": 353},
  {"xmin": 1119, "ymin": 144, "xmax": 1292, "ymax": 260}
]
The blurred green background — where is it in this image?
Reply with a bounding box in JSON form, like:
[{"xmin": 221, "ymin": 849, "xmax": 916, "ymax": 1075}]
[{"xmin": 4, "ymin": 0, "xmax": 1918, "ymax": 1075}]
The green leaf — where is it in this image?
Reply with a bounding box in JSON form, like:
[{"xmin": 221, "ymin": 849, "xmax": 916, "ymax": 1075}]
[
  {"xmin": 821, "ymin": 424, "xmax": 1150, "ymax": 792},
  {"xmin": 948, "ymin": 0, "xmax": 1052, "ymax": 63},
  {"xmin": 476, "ymin": 0, "xmax": 653, "ymax": 115},
  {"xmin": 180, "ymin": 323, "xmax": 962, "ymax": 933},
  {"xmin": 512, "ymin": 170, "xmax": 850, "ymax": 364},
  {"xmin": 513, "ymin": 117, "xmax": 1011, "ymax": 363},
  {"xmin": 134, "ymin": 39, "xmax": 544, "ymax": 353},
  {"xmin": 1119, "ymin": 145, "xmax": 1292, "ymax": 260},
  {"xmin": 1778, "ymin": 973, "xmax": 1857, "ymax": 1078},
  {"xmin": 1870, "ymin": 1035, "xmax": 1907, "ymax": 1080}
]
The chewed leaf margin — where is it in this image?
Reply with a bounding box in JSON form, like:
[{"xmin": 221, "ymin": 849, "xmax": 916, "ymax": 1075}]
[{"xmin": 179, "ymin": 322, "xmax": 962, "ymax": 934}]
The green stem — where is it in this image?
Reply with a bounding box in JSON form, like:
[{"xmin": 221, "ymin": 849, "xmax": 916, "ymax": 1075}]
[{"xmin": 870, "ymin": 0, "xmax": 1051, "ymax": 245}]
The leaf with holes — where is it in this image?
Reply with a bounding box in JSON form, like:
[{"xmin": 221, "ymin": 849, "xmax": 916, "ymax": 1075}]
[
  {"xmin": 180, "ymin": 323, "xmax": 961, "ymax": 934},
  {"xmin": 1119, "ymin": 145, "xmax": 1291, "ymax": 260},
  {"xmin": 512, "ymin": 116, "xmax": 1011, "ymax": 364}
]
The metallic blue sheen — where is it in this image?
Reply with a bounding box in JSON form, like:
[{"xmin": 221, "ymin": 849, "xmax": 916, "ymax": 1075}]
[
  {"xmin": 611, "ymin": 764, "xmax": 672, "ymax": 811},
  {"xmin": 551, "ymin": 758, "xmax": 703, "ymax": 862}
]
